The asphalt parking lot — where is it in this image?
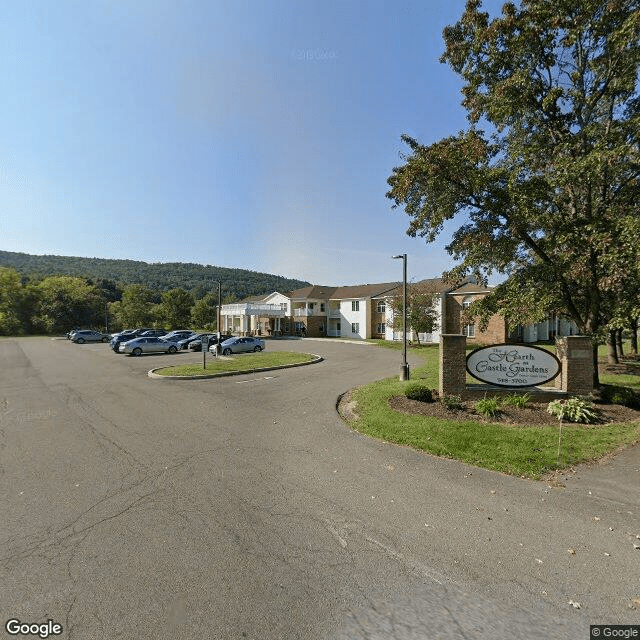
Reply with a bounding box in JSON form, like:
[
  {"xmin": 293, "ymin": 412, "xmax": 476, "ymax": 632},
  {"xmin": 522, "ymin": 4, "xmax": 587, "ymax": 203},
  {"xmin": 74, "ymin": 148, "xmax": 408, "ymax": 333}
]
[{"xmin": 1, "ymin": 337, "xmax": 639, "ymax": 639}]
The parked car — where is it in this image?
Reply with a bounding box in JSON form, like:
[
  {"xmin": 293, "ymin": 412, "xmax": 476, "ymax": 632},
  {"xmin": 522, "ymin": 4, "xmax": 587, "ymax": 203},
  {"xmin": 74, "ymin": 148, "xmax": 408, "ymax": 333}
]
[
  {"xmin": 162, "ymin": 330, "xmax": 197, "ymax": 344},
  {"xmin": 110, "ymin": 333, "xmax": 137, "ymax": 352},
  {"xmin": 110, "ymin": 328, "xmax": 153, "ymax": 340},
  {"xmin": 71, "ymin": 330, "xmax": 110, "ymax": 344},
  {"xmin": 138, "ymin": 329, "xmax": 167, "ymax": 337},
  {"xmin": 118, "ymin": 337, "xmax": 179, "ymax": 356},
  {"xmin": 176, "ymin": 333, "xmax": 211, "ymax": 350},
  {"xmin": 190, "ymin": 333, "xmax": 232, "ymax": 352},
  {"xmin": 216, "ymin": 336, "xmax": 265, "ymax": 355}
]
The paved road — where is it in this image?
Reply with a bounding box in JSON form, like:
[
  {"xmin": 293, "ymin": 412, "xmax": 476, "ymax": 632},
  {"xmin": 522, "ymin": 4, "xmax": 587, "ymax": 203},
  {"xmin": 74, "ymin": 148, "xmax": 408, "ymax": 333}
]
[{"xmin": 1, "ymin": 337, "xmax": 638, "ymax": 639}]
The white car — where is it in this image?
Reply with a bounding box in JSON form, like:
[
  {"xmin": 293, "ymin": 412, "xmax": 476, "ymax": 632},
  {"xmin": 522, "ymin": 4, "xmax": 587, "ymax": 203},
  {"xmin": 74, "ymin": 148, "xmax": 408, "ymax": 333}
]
[
  {"xmin": 119, "ymin": 337, "xmax": 178, "ymax": 356},
  {"xmin": 71, "ymin": 330, "xmax": 110, "ymax": 343}
]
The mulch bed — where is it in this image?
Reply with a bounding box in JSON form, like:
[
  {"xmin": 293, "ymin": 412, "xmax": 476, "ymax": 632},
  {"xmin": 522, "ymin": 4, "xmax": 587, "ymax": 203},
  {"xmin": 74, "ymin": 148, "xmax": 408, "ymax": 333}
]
[{"xmin": 388, "ymin": 396, "xmax": 640, "ymax": 427}]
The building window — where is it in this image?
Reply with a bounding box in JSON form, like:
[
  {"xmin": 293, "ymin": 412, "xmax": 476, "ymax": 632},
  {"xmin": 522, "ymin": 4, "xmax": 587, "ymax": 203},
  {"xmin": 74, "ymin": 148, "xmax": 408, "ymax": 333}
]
[
  {"xmin": 462, "ymin": 296, "xmax": 474, "ymax": 309},
  {"xmin": 376, "ymin": 301, "xmax": 386, "ymax": 313},
  {"xmin": 464, "ymin": 324, "xmax": 475, "ymax": 337},
  {"xmin": 318, "ymin": 324, "xmax": 324, "ymax": 333},
  {"xmin": 320, "ymin": 303, "xmax": 325, "ymax": 312},
  {"xmin": 377, "ymin": 323, "xmax": 385, "ymax": 334},
  {"xmin": 336, "ymin": 321, "xmax": 341, "ymax": 332},
  {"xmin": 284, "ymin": 322, "xmax": 290, "ymax": 332},
  {"xmin": 308, "ymin": 302, "xmax": 314, "ymax": 310},
  {"xmin": 351, "ymin": 322, "xmax": 360, "ymax": 334},
  {"xmin": 352, "ymin": 300, "xmax": 359, "ymax": 312}
]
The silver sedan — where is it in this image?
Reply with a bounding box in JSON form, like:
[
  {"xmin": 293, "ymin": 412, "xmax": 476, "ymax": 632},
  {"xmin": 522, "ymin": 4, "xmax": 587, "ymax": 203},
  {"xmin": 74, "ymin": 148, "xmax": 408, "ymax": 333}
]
[
  {"xmin": 71, "ymin": 330, "xmax": 110, "ymax": 343},
  {"xmin": 119, "ymin": 337, "xmax": 178, "ymax": 356},
  {"xmin": 218, "ymin": 337, "xmax": 266, "ymax": 355}
]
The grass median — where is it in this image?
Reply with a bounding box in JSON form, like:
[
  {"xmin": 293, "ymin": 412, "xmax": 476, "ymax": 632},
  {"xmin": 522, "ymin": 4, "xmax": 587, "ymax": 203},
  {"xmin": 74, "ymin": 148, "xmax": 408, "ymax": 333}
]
[
  {"xmin": 154, "ymin": 351, "xmax": 317, "ymax": 376},
  {"xmin": 351, "ymin": 342, "xmax": 640, "ymax": 478}
]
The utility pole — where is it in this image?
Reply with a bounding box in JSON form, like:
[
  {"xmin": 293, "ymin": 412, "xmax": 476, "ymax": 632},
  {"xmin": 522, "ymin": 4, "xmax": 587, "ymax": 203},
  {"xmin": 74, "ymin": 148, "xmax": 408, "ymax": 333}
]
[{"xmin": 392, "ymin": 254, "xmax": 410, "ymax": 381}]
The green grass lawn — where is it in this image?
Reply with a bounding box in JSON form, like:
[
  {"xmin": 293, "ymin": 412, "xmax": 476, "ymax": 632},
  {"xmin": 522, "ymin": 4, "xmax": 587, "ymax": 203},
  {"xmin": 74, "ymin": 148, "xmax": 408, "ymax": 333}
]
[
  {"xmin": 350, "ymin": 343, "xmax": 640, "ymax": 479},
  {"xmin": 155, "ymin": 351, "xmax": 317, "ymax": 376}
]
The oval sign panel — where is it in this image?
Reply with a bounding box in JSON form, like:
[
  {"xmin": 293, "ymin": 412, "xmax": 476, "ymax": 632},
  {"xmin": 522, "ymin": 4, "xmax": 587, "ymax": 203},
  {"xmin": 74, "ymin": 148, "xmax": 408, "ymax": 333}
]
[{"xmin": 466, "ymin": 344, "xmax": 561, "ymax": 388}]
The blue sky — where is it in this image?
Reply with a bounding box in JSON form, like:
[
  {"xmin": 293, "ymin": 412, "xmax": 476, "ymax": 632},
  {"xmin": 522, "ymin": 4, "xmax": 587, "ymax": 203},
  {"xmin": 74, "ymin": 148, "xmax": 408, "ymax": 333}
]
[{"xmin": 1, "ymin": 0, "xmax": 504, "ymax": 286}]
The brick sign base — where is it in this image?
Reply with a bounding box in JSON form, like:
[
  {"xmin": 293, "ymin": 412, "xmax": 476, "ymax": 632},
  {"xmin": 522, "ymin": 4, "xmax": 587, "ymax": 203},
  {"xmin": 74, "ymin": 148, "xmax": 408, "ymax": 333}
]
[{"xmin": 439, "ymin": 335, "xmax": 593, "ymax": 399}]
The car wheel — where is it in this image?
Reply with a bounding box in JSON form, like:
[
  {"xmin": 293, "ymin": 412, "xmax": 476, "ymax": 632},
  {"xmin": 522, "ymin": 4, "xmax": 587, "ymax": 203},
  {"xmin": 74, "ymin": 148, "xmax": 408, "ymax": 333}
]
[
  {"xmin": 102, "ymin": 336, "xmax": 109, "ymax": 342},
  {"xmin": 132, "ymin": 347, "xmax": 142, "ymax": 357},
  {"xmin": 77, "ymin": 337, "xmax": 85, "ymax": 344},
  {"xmin": 223, "ymin": 348, "xmax": 232, "ymax": 356},
  {"xmin": 253, "ymin": 345, "xmax": 262, "ymax": 352},
  {"xmin": 168, "ymin": 345, "xmax": 177, "ymax": 354}
]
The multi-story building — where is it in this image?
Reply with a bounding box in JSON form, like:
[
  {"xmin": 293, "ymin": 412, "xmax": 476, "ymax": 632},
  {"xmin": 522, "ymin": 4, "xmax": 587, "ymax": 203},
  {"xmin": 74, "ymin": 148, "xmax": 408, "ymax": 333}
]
[
  {"xmin": 219, "ymin": 282, "xmax": 400, "ymax": 339},
  {"xmin": 219, "ymin": 278, "xmax": 576, "ymax": 343}
]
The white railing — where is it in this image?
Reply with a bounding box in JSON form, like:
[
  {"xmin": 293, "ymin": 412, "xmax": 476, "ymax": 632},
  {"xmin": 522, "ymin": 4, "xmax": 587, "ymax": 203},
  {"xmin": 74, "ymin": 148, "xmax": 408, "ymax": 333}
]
[
  {"xmin": 327, "ymin": 309, "xmax": 341, "ymax": 318},
  {"xmin": 221, "ymin": 303, "xmax": 285, "ymax": 316},
  {"xmin": 293, "ymin": 308, "xmax": 317, "ymax": 317},
  {"xmin": 327, "ymin": 330, "xmax": 341, "ymax": 337}
]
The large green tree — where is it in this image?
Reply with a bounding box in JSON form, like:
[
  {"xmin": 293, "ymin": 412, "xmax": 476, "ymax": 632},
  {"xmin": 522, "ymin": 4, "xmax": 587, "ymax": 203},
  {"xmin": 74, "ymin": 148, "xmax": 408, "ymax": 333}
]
[
  {"xmin": 159, "ymin": 288, "xmax": 194, "ymax": 329},
  {"xmin": 390, "ymin": 282, "xmax": 440, "ymax": 344},
  {"xmin": 190, "ymin": 292, "xmax": 219, "ymax": 331},
  {"xmin": 33, "ymin": 276, "xmax": 106, "ymax": 334},
  {"xmin": 386, "ymin": 0, "xmax": 640, "ymax": 386},
  {"xmin": 109, "ymin": 284, "xmax": 158, "ymax": 329},
  {"xmin": 0, "ymin": 267, "xmax": 33, "ymax": 335}
]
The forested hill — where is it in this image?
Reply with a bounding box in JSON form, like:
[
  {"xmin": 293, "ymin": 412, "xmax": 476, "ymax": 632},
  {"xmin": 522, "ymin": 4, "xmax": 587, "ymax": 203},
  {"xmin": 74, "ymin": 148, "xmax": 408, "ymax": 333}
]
[{"xmin": 0, "ymin": 250, "xmax": 310, "ymax": 299}]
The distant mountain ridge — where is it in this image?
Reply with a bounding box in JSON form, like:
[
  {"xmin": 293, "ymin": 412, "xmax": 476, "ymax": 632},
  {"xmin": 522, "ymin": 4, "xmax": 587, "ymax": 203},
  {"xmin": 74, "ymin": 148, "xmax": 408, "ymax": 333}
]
[{"xmin": 0, "ymin": 250, "xmax": 311, "ymax": 300}]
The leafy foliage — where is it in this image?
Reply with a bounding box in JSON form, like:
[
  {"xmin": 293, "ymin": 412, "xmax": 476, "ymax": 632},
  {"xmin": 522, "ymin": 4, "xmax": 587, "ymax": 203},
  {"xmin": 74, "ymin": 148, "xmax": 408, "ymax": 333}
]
[
  {"xmin": 32, "ymin": 276, "xmax": 106, "ymax": 334},
  {"xmin": 403, "ymin": 382, "xmax": 436, "ymax": 402},
  {"xmin": 547, "ymin": 397, "xmax": 599, "ymax": 424},
  {"xmin": 0, "ymin": 250, "xmax": 310, "ymax": 301},
  {"xmin": 599, "ymin": 385, "xmax": 640, "ymax": 409},
  {"xmin": 390, "ymin": 281, "xmax": 440, "ymax": 342},
  {"xmin": 474, "ymin": 396, "xmax": 501, "ymax": 418},
  {"xmin": 440, "ymin": 395, "xmax": 465, "ymax": 410},
  {"xmin": 159, "ymin": 288, "xmax": 194, "ymax": 330},
  {"xmin": 109, "ymin": 284, "xmax": 158, "ymax": 329},
  {"xmin": 501, "ymin": 393, "xmax": 531, "ymax": 409},
  {"xmin": 387, "ymin": 0, "xmax": 640, "ymax": 387},
  {"xmin": 190, "ymin": 293, "xmax": 219, "ymax": 331}
]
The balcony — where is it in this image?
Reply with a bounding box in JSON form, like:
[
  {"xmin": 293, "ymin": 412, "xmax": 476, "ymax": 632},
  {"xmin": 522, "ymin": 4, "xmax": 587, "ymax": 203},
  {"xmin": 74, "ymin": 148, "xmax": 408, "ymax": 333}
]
[
  {"xmin": 293, "ymin": 308, "xmax": 311, "ymax": 317},
  {"xmin": 293, "ymin": 307, "xmax": 327, "ymax": 317},
  {"xmin": 221, "ymin": 303, "xmax": 285, "ymax": 317}
]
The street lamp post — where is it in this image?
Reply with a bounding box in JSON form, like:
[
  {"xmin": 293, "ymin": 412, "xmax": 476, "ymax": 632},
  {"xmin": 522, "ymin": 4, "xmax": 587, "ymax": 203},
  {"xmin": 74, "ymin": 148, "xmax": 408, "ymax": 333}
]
[
  {"xmin": 392, "ymin": 253, "xmax": 410, "ymax": 381},
  {"xmin": 216, "ymin": 281, "xmax": 222, "ymax": 356}
]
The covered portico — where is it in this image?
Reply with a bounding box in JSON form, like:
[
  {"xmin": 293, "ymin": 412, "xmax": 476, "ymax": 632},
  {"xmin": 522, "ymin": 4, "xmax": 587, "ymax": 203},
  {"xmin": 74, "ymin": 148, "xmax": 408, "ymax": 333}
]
[{"xmin": 220, "ymin": 302, "xmax": 286, "ymax": 336}]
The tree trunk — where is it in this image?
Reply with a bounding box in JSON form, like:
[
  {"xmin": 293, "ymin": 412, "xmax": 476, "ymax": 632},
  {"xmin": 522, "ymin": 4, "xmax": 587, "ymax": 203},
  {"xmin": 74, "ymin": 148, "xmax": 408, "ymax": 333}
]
[
  {"xmin": 630, "ymin": 317, "xmax": 638, "ymax": 356},
  {"xmin": 592, "ymin": 340, "xmax": 600, "ymax": 388},
  {"xmin": 607, "ymin": 330, "xmax": 619, "ymax": 364},
  {"xmin": 615, "ymin": 328, "xmax": 624, "ymax": 358}
]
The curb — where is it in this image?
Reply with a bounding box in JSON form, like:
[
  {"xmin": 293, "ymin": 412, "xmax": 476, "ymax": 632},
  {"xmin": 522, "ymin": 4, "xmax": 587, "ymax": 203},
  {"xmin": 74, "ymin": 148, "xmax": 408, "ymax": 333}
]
[{"xmin": 148, "ymin": 354, "xmax": 324, "ymax": 380}]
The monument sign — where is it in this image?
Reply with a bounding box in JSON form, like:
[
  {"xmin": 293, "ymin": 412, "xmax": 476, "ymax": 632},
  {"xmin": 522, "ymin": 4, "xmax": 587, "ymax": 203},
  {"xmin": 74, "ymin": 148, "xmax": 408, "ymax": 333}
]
[{"xmin": 466, "ymin": 344, "xmax": 561, "ymax": 388}]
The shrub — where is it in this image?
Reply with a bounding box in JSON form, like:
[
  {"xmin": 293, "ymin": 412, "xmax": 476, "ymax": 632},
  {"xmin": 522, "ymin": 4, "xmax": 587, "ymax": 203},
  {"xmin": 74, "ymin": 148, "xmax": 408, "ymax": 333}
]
[
  {"xmin": 599, "ymin": 385, "xmax": 640, "ymax": 409},
  {"xmin": 404, "ymin": 382, "xmax": 435, "ymax": 403},
  {"xmin": 547, "ymin": 397, "xmax": 599, "ymax": 424},
  {"xmin": 501, "ymin": 393, "xmax": 531, "ymax": 408},
  {"xmin": 440, "ymin": 395, "xmax": 464, "ymax": 411},
  {"xmin": 475, "ymin": 397, "xmax": 501, "ymax": 418}
]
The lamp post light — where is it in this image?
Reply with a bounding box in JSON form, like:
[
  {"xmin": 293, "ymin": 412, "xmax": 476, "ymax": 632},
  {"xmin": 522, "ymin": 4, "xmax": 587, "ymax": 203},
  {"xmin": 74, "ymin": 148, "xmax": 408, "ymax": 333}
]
[
  {"xmin": 392, "ymin": 253, "xmax": 410, "ymax": 381},
  {"xmin": 216, "ymin": 281, "xmax": 222, "ymax": 356}
]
